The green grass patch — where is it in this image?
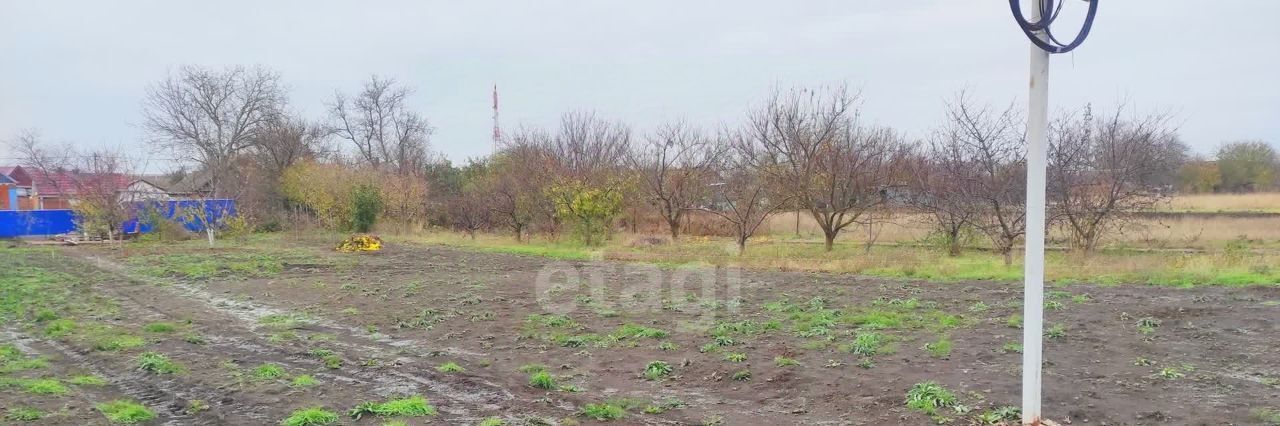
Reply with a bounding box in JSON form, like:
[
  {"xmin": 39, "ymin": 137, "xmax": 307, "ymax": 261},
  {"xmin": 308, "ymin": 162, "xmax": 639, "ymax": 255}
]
[
  {"xmin": 774, "ymin": 356, "xmax": 800, "ymax": 367},
  {"xmin": 5, "ymin": 406, "xmax": 43, "ymax": 422},
  {"xmin": 905, "ymin": 381, "xmax": 957, "ymax": 417},
  {"xmin": 529, "ymin": 371, "xmax": 557, "ymax": 389},
  {"xmin": 68, "ymin": 374, "xmax": 108, "ymax": 386},
  {"xmin": 843, "ymin": 331, "xmax": 891, "ymax": 356},
  {"xmin": 126, "ymin": 252, "xmax": 297, "ymax": 280},
  {"xmin": 136, "ymin": 351, "xmax": 182, "ymax": 374},
  {"xmin": 643, "ymin": 360, "xmax": 673, "ymax": 380},
  {"xmin": 291, "ymin": 374, "xmax": 318, "ymax": 387},
  {"xmin": 924, "ymin": 335, "xmax": 953, "ymax": 358},
  {"xmin": 258, "ymin": 313, "xmax": 312, "ymax": 330},
  {"xmin": 436, "ymin": 362, "xmax": 465, "ymax": 373},
  {"xmin": 1006, "ymin": 314, "xmax": 1023, "ymax": 329},
  {"xmin": 348, "ymin": 395, "xmax": 437, "ymax": 419},
  {"xmin": 253, "ymin": 363, "xmax": 286, "ymax": 380},
  {"xmin": 0, "ymin": 248, "xmax": 78, "ymax": 323},
  {"xmin": 1253, "ymin": 408, "xmax": 1280, "ymax": 425},
  {"xmin": 525, "ymin": 313, "xmax": 579, "ymax": 329},
  {"xmin": 90, "ymin": 331, "xmax": 147, "ymax": 352},
  {"xmin": 580, "ymin": 401, "xmax": 627, "ymax": 421},
  {"xmin": 610, "ymin": 324, "xmax": 668, "ymax": 340},
  {"xmin": 44, "ymin": 318, "xmax": 78, "ymax": 337},
  {"xmin": 21, "ymin": 378, "xmax": 69, "ymax": 395},
  {"xmin": 97, "ymin": 400, "xmax": 155, "ymax": 424},
  {"xmin": 281, "ymin": 407, "xmax": 339, "ymax": 426},
  {"xmin": 0, "ymin": 354, "xmax": 49, "ymax": 374},
  {"xmin": 142, "ymin": 322, "xmax": 178, "ymax": 333}
]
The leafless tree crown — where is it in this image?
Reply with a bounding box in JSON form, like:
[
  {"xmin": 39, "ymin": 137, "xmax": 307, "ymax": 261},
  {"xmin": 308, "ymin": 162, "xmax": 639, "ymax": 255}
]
[
  {"xmin": 142, "ymin": 65, "xmax": 285, "ymax": 196},
  {"xmin": 329, "ymin": 76, "xmax": 434, "ymax": 175}
]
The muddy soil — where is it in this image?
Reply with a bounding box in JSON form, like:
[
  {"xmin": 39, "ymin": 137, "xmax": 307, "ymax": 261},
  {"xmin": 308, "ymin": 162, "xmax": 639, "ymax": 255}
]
[{"xmin": 4, "ymin": 240, "xmax": 1279, "ymax": 425}]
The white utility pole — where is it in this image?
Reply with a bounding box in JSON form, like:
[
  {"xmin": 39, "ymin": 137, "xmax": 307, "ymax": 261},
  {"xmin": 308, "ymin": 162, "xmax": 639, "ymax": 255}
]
[{"xmin": 1021, "ymin": 1, "xmax": 1051, "ymax": 425}]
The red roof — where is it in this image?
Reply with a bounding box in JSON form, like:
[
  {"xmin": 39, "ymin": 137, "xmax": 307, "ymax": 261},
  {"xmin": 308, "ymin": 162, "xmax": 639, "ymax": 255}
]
[{"xmin": 27, "ymin": 169, "xmax": 133, "ymax": 197}]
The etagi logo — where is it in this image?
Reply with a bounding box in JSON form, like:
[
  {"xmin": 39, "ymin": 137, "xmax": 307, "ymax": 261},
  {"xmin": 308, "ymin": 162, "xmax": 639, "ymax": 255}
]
[{"xmin": 532, "ymin": 261, "xmax": 743, "ymax": 322}]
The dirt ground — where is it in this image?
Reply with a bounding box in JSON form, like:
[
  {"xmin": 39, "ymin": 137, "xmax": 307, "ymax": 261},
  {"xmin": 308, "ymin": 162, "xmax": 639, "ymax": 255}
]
[{"xmin": 3, "ymin": 237, "xmax": 1279, "ymax": 425}]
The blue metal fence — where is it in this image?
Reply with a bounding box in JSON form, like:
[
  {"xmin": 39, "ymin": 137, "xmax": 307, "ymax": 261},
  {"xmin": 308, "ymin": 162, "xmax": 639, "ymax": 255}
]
[
  {"xmin": 0, "ymin": 199, "xmax": 236, "ymax": 238},
  {"xmin": 0, "ymin": 210, "xmax": 78, "ymax": 237}
]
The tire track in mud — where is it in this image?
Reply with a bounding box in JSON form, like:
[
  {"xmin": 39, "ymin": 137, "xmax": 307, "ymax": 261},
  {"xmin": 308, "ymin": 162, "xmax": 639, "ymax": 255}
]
[{"xmin": 67, "ymin": 250, "xmax": 525, "ymax": 422}]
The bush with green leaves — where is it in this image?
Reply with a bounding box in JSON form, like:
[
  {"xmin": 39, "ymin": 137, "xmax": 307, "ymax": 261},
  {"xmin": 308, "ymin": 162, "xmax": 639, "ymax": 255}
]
[
  {"xmin": 905, "ymin": 381, "xmax": 957, "ymax": 416},
  {"xmin": 546, "ymin": 180, "xmax": 625, "ymax": 246},
  {"xmin": 643, "ymin": 361, "xmax": 673, "ymax": 380},
  {"xmin": 349, "ymin": 184, "xmax": 383, "ymax": 233}
]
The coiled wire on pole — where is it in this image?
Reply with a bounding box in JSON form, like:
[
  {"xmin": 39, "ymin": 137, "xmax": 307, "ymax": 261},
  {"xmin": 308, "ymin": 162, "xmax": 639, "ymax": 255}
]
[{"xmin": 1010, "ymin": 0, "xmax": 1098, "ymax": 54}]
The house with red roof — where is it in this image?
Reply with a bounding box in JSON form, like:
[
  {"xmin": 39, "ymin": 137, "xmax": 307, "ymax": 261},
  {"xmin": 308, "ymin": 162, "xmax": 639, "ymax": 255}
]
[
  {"xmin": 0, "ymin": 166, "xmax": 37, "ymax": 210},
  {"xmin": 0, "ymin": 166, "xmax": 168, "ymax": 210}
]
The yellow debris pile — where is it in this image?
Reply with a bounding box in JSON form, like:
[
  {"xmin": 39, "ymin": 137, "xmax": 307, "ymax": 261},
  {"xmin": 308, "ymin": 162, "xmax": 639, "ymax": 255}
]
[{"xmin": 336, "ymin": 234, "xmax": 383, "ymax": 252}]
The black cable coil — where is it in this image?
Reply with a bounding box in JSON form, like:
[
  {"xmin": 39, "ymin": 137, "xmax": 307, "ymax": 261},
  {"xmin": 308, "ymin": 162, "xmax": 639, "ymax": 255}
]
[{"xmin": 1010, "ymin": 0, "xmax": 1098, "ymax": 54}]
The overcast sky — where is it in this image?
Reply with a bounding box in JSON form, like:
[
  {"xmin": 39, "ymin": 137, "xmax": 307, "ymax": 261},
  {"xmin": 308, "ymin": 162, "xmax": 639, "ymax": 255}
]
[{"xmin": 2, "ymin": 1, "xmax": 1276, "ymax": 172}]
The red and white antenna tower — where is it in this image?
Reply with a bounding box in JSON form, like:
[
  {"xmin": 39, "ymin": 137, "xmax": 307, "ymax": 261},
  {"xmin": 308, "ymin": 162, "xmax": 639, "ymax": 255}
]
[{"xmin": 492, "ymin": 84, "xmax": 502, "ymax": 150}]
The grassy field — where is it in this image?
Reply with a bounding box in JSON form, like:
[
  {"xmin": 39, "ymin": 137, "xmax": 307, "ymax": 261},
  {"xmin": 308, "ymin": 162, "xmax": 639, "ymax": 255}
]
[
  {"xmin": 404, "ymin": 191, "xmax": 1280, "ymax": 287},
  {"xmin": 405, "ymin": 230, "xmax": 1280, "ymax": 287},
  {"xmin": 1158, "ymin": 192, "xmax": 1280, "ymax": 213}
]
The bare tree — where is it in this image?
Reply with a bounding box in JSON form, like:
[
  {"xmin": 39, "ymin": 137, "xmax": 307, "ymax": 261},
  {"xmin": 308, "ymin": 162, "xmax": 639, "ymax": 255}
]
[
  {"xmin": 541, "ymin": 111, "xmax": 631, "ymax": 183},
  {"xmin": 1048, "ymin": 105, "xmax": 1180, "ymax": 253},
  {"xmin": 524, "ymin": 112, "xmax": 631, "ymax": 240},
  {"xmin": 940, "ymin": 93, "xmax": 1027, "ymax": 265},
  {"xmin": 911, "ymin": 140, "xmax": 980, "ymax": 256},
  {"xmin": 484, "ymin": 144, "xmax": 543, "ymax": 241},
  {"xmin": 251, "ymin": 114, "xmax": 330, "ymax": 177},
  {"xmin": 329, "ymin": 76, "xmax": 434, "ymax": 175},
  {"xmin": 447, "ymin": 192, "xmax": 492, "ymax": 239},
  {"xmin": 748, "ymin": 85, "xmax": 904, "ymax": 251},
  {"xmin": 10, "ymin": 129, "xmax": 74, "ymax": 198},
  {"xmin": 142, "ymin": 65, "xmax": 285, "ymax": 196},
  {"xmin": 13, "ymin": 131, "xmax": 139, "ymax": 241},
  {"xmin": 701, "ymin": 130, "xmax": 793, "ymax": 255},
  {"xmin": 627, "ymin": 120, "xmax": 722, "ymax": 240},
  {"xmin": 71, "ymin": 151, "xmax": 139, "ymax": 242},
  {"xmin": 494, "ymin": 127, "xmax": 562, "ymax": 238}
]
